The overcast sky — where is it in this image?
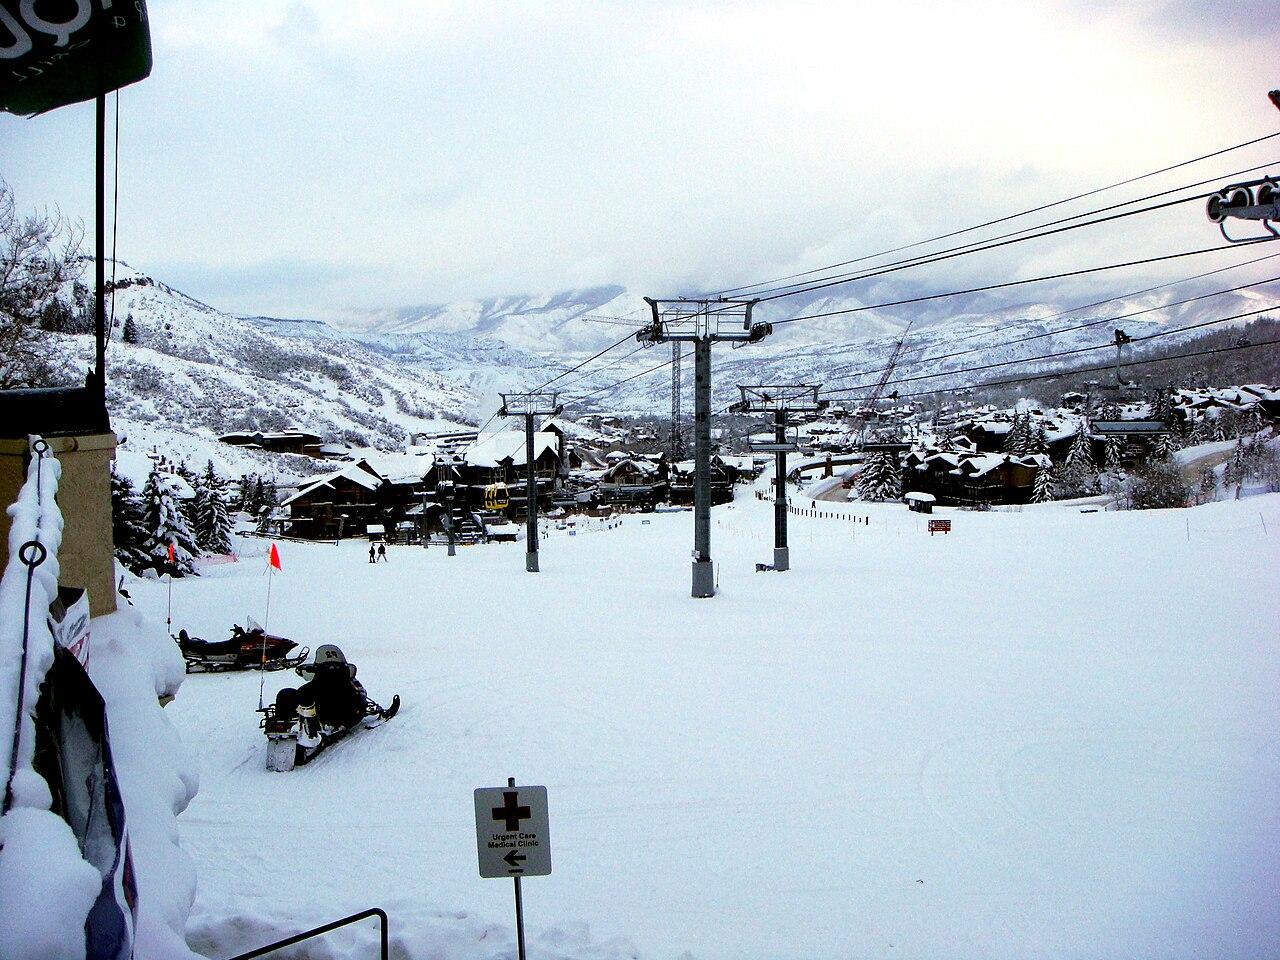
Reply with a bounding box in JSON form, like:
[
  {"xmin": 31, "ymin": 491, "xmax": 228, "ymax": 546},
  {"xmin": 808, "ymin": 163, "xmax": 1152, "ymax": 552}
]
[{"xmin": 3, "ymin": 0, "xmax": 1278, "ymax": 322}]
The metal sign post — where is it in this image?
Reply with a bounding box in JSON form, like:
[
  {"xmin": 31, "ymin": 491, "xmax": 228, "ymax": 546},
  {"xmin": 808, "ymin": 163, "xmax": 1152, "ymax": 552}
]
[
  {"xmin": 637, "ymin": 299, "xmax": 771, "ymax": 597},
  {"xmin": 474, "ymin": 779, "xmax": 552, "ymax": 960}
]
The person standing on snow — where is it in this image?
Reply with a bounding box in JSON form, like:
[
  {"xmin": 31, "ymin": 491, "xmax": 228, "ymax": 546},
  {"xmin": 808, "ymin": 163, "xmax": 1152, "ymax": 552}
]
[
  {"xmin": 368, "ymin": 544, "xmax": 376, "ymax": 563},
  {"xmin": 377, "ymin": 543, "xmax": 387, "ymax": 563}
]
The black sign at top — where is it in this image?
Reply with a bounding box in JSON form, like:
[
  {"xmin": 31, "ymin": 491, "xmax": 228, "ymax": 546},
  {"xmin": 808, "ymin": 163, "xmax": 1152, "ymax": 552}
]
[{"xmin": 1, "ymin": 0, "xmax": 152, "ymax": 116}]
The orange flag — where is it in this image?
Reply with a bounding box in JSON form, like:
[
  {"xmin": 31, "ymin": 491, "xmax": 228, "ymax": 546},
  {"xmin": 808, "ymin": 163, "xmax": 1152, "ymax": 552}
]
[{"xmin": 268, "ymin": 542, "xmax": 282, "ymax": 571}]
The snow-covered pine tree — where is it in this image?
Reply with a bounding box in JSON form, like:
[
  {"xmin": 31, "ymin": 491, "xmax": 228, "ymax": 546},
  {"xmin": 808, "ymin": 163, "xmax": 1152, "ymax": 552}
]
[
  {"xmin": 196, "ymin": 460, "xmax": 235, "ymax": 554},
  {"xmin": 1031, "ymin": 463, "xmax": 1055, "ymax": 503},
  {"xmin": 1150, "ymin": 431, "xmax": 1175, "ymax": 462},
  {"xmin": 1029, "ymin": 422, "xmax": 1049, "ymax": 455},
  {"xmin": 1100, "ymin": 401, "xmax": 1120, "ymax": 421},
  {"xmin": 1245, "ymin": 404, "xmax": 1266, "ymax": 436},
  {"xmin": 1103, "ymin": 435, "xmax": 1124, "ymax": 473},
  {"xmin": 251, "ymin": 477, "xmax": 266, "ymax": 514},
  {"xmin": 1003, "ymin": 414, "xmax": 1031, "ymax": 454},
  {"xmin": 1151, "ymin": 387, "xmax": 1175, "ymax": 425},
  {"xmin": 142, "ymin": 465, "xmax": 199, "ymax": 575},
  {"xmin": 236, "ymin": 473, "xmax": 255, "ymax": 514},
  {"xmin": 857, "ymin": 451, "xmax": 902, "ymax": 502},
  {"xmin": 111, "ymin": 470, "xmax": 151, "ymax": 574},
  {"xmin": 122, "ymin": 312, "xmax": 138, "ymax": 344},
  {"xmin": 1060, "ymin": 419, "xmax": 1098, "ymax": 496}
]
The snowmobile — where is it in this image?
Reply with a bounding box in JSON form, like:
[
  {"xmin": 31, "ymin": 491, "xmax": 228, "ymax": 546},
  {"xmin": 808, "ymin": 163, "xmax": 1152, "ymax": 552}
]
[
  {"xmin": 176, "ymin": 618, "xmax": 308, "ymax": 674},
  {"xmin": 258, "ymin": 644, "xmax": 399, "ymax": 772}
]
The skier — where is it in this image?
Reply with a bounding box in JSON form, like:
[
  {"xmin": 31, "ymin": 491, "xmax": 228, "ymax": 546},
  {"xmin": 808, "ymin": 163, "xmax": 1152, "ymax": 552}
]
[
  {"xmin": 368, "ymin": 544, "xmax": 376, "ymax": 564},
  {"xmin": 377, "ymin": 543, "xmax": 387, "ymax": 563},
  {"xmin": 273, "ymin": 645, "xmax": 368, "ymax": 743}
]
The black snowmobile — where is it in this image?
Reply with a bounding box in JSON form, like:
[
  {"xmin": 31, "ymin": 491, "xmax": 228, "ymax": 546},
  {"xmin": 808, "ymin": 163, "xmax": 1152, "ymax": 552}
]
[
  {"xmin": 258, "ymin": 644, "xmax": 399, "ymax": 771},
  {"xmin": 176, "ymin": 618, "xmax": 308, "ymax": 674}
]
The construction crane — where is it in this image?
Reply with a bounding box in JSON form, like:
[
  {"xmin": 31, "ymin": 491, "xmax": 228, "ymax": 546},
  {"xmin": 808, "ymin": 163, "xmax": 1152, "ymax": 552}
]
[{"xmin": 851, "ymin": 321, "xmax": 912, "ymax": 448}]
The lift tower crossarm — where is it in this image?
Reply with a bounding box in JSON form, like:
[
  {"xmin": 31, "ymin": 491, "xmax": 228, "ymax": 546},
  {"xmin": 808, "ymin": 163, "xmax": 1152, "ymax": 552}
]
[
  {"xmin": 636, "ymin": 298, "xmax": 771, "ymax": 597},
  {"xmin": 498, "ymin": 391, "xmax": 562, "ymax": 573},
  {"xmin": 731, "ymin": 385, "xmax": 826, "ymax": 572}
]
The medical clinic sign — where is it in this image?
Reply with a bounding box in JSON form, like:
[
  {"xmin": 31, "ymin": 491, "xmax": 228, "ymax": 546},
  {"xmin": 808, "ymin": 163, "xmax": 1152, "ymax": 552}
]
[{"xmin": 1, "ymin": 1, "xmax": 152, "ymax": 116}]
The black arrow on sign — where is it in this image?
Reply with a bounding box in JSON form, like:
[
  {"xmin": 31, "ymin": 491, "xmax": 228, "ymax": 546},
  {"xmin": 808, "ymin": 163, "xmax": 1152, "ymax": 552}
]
[{"xmin": 503, "ymin": 850, "xmax": 526, "ymax": 868}]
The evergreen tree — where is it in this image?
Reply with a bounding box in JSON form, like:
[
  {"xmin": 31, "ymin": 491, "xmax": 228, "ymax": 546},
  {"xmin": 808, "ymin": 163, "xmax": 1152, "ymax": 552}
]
[
  {"xmin": 1150, "ymin": 431, "xmax": 1175, "ymax": 462},
  {"xmin": 1103, "ymin": 435, "xmax": 1125, "ymax": 473},
  {"xmin": 251, "ymin": 477, "xmax": 266, "ymax": 514},
  {"xmin": 1029, "ymin": 422, "xmax": 1049, "ymax": 455},
  {"xmin": 857, "ymin": 451, "xmax": 902, "ymax": 502},
  {"xmin": 1229, "ymin": 439, "xmax": 1248, "ymax": 494},
  {"xmin": 1060, "ymin": 419, "xmax": 1098, "ymax": 497},
  {"xmin": 195, "ymin": 460, "xmax": 235, "ymax": 553},
  {"xmin": 1003, "ymin": 414, "xmax": 1031, "ymax": 454},
  {"xmin": 176, "ymin": 461, "xmax": 202, "ymax": 540},
  {"xmin": 142, "ymin": 465, "xmax": 199, "ymax": 575},
  {"xmin": 1031, "ymin": 463, "xmax": 1055, "ymax": 503},
  {"xmin": 1100, "ymin": 400, "xmax": 1120, "ymax": 421},
  {"xmin": 122, "ymin": 312, "xmax": 138, "ymax": 344},
  {"xmin": 110, "ymin": 470, "xmax": 151, "ymax": 574},
  {"xmin": 236, "ymin": 473, "xmax": 255, "ymax": 513},
  {"xmin": 1244, "ymin": 405, "xmax": 1266, "ymax": 437},
  {"xmin": 1151, "ymin": 387, "xmax": 1175, "ymax": 425}
]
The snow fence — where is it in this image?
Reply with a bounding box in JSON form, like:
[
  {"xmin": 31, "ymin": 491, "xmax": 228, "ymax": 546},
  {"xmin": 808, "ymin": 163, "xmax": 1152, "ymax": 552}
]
[{"xmin": 0, "ymin": 437, "xmax": 200, "ymax": 960}]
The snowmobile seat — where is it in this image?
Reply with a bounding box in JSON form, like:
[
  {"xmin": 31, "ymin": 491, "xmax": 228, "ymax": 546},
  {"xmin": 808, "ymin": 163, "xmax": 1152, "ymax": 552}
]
[{"xmin": 181, "ymin": 635, "xmax": 245, "ymax": 656}]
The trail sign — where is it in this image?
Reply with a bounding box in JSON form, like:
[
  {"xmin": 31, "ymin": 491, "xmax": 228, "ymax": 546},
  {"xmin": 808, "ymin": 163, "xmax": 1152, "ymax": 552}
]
[{"xmin": 474, "ymin": 784, "xmax": 552, "ymax": 878}]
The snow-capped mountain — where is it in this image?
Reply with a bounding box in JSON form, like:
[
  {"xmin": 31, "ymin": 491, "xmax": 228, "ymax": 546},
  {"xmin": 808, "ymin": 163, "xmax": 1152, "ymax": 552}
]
[
  {"xmin": 76, "ymin": 262, "xmax": 1276, "ymax": 470},
  {"xmin": 48, "ymin": 265, "xmax": 560, "ymax": 478}
]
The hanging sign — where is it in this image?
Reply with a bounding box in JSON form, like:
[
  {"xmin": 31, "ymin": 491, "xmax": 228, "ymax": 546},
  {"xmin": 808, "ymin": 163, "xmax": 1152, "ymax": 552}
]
[{"xmin": 0, "ymin": 0, "xmax": 153, "ymax": 116}]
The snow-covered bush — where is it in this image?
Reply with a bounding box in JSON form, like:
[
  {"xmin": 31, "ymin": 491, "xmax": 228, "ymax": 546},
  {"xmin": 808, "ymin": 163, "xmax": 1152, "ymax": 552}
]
[{"xmin": 1124, "ymin": 462, "xmax": 1189, "ymax": 510}]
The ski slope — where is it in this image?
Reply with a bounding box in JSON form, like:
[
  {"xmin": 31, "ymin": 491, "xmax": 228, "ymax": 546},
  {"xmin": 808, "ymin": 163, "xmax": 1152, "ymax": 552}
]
[{"xmin": 146, "ymin": 494, "xmax": 1280, "ymax": 960}]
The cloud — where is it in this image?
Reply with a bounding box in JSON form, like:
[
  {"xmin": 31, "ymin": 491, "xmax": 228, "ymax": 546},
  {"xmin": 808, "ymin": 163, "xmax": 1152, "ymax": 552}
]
[{"xmin": 3, "ymin": 0, "xmax": 1276, "ymax": 323}]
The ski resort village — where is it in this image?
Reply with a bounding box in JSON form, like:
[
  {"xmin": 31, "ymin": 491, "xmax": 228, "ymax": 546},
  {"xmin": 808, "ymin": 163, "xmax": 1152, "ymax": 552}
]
[{"xmin": 3, "ymin": 5, "xmax": 1280, "ymax": 960}]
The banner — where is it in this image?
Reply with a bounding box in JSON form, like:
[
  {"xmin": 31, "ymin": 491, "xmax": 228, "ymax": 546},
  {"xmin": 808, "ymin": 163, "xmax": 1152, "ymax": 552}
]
[
  {"xmin": 0, "ymin": 0, "xmax": 152, "ymax": 116},
  {"xmin": 34, "ymin": 646, "xmax": 138, "ymax": 960},
  {"xmin": 48, "ymin": 585, "xmax": 92, "ymax": 666}
]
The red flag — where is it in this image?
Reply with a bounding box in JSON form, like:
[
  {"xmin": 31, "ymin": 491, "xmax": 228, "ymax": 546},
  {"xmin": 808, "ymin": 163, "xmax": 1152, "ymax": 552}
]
[
  {"xmin": 167, "ymin": 542, "xmax": 175, "ymax": 563},
  {"xmin": 268, "ymin": 543, "xmax": 282, "ymax": 571}
]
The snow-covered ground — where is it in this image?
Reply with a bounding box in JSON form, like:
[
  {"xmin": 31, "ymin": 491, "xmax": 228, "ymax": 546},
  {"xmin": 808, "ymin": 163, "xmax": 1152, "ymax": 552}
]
[{"xmin": 140, "ymin": 494, "xmax": 1280, "ymax": 960}]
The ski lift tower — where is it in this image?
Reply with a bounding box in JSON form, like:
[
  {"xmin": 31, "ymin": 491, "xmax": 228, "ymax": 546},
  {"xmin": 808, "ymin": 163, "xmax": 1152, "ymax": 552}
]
[
  {"xmin": 637, "ymin": 298, "xmax": 771, "ymax": 597},
  {"xmin": 730, "ymin": 385, "xmax": 826, "ymax": 572},
  {"xmin": 499, "ymin": 391, "xmax": 562, "ymax": 573}
]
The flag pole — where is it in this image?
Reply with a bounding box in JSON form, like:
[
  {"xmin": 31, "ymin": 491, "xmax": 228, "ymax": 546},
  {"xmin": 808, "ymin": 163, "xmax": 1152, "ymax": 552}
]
[
  {"xmin": 259, "ymin": 544, "xmax": 281, "ymax": 710},
  {"xmin": 166, "ymin": 541, "xmax": 175, "ymax": 634}
]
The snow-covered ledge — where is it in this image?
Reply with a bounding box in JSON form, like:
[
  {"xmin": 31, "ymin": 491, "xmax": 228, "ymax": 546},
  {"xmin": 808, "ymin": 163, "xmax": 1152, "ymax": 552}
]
[{"xmin": 0, "ymin": 438, "xmax": 200, "ymax": 960}]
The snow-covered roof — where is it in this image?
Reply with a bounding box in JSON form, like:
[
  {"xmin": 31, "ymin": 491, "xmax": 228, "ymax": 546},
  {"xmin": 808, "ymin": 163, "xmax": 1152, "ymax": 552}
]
[
  {"xmin": 463, "ymin": 431, "xmax": 559, "ymax": 468},
  {"xmin": 282, "ymin": 462, "xmax": 381, "ymax": 505},
  {"xmin": 356, "ymin": 450, "xmax": 436, "ymax": 483}
]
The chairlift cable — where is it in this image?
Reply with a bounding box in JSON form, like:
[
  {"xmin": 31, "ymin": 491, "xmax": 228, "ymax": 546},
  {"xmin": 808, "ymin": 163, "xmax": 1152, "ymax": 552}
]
[{"xmin": 716, "ymin": 133, "xmax": 1280, "ymax": 298}]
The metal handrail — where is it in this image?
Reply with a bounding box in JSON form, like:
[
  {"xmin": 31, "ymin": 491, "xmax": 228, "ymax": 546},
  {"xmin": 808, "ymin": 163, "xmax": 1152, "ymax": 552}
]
[{"xmin": 224, "ymin": 907, "xmax": 388, "ymax": 960}]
